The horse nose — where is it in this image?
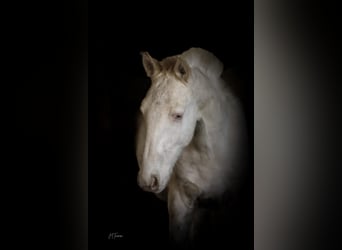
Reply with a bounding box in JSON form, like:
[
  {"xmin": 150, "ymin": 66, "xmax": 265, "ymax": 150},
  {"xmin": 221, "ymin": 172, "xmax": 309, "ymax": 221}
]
[
  {"xmin": 150, "ymin": 175, "xmax": 159, "ymax": 191},
  {"xmin": 138, "ymin": 173, "xmax": 159, "ymax": 192}
]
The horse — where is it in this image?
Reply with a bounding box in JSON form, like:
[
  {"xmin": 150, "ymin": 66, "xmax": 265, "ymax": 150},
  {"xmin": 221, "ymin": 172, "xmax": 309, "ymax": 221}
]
[{"xmin": 135, "ymin": 47, "xmax": 248, "ymax": 247}]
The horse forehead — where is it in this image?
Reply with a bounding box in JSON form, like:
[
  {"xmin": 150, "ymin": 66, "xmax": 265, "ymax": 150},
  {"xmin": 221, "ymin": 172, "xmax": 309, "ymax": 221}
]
[{"xmin": 151, "ymin": 78, "xmax": 188, "ymax": 102}]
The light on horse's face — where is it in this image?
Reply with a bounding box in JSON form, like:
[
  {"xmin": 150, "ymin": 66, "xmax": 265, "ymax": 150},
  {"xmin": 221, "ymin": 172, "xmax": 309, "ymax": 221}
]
[{"xmin": 137, "ymin": 77, "xmax": 198, "ymax": 193}]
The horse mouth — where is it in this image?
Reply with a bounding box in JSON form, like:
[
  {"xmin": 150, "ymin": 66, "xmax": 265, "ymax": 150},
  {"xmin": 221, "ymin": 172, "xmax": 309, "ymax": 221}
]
[{"xmin": 140, "ymin": 184, "xmax": 165, "ymax": 194}]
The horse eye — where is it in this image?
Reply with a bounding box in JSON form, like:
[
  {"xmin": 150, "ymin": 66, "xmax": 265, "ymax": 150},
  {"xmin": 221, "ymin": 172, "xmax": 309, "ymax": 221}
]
[{"xmin": 171, "ymin": 113, "xmax": 183, "ymax": 121}]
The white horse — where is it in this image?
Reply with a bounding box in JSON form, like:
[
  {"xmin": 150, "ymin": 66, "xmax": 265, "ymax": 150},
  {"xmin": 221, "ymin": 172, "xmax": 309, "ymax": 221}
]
[{"xmin": 136, "ymin": 47, "xmax": 248, "ymax": 246}]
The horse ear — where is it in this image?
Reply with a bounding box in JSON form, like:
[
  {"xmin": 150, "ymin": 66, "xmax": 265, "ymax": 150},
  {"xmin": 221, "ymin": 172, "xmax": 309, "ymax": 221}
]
[
  {"xmin": 175, "ymin": 58, "xmax": 190, "ymax": 82},
  {"xmin": 141, "ymin": 51, "xmax": 161, "ymax": 77}
]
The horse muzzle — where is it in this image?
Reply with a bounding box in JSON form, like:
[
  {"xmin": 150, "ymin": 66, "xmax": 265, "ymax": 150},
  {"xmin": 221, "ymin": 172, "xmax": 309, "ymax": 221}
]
[{"xmin": 138, "ymin": 173, "xmax": 160, "ymax": 193}]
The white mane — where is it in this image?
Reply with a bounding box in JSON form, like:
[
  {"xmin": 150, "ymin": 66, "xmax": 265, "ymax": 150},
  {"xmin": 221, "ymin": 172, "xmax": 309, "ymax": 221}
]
[{"xmin": 180, "ymin": 47, "xmax": 224, "ymax": 80}]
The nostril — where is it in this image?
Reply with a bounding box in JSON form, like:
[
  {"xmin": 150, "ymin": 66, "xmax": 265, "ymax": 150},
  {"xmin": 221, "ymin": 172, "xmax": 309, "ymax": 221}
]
[{"xmin": 150, "ymin": 175, "xmax": 159, "ymax": 190}]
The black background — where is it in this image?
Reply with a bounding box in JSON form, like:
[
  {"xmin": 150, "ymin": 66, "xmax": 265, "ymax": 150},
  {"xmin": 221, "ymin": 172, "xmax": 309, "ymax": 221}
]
[
  {"xmin": 90, "ymin": 1, "xmax": 253, "ymax": 250},
  {"xmin": 16, "ymin": 1, "xmax": 87, "ymax": 249}
]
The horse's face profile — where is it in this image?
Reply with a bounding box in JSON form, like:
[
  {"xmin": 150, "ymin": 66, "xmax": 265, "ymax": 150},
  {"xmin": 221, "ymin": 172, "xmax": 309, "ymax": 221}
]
[{"xmin": 137, "ymin": 52, "xmax": 199, "ymax": 194}]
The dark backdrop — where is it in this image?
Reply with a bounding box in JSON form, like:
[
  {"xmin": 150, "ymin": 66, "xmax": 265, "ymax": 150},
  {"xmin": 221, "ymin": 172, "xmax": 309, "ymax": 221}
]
[
  {"xmin": 16, "ymin": 1, "xmax": 87, "ymax": 250},
  {"xmin": 90, "ymin": 1, "xmax": 253, "ymax": 250}
]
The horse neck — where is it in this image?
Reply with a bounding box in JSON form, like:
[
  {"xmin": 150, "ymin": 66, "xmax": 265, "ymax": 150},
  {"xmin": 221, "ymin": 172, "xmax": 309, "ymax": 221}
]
[
  {"xmin": 191, "ymin": 69, "xmax": 230, "ymax": 122},
  {"xmin": 190, "ymin": 69, "xmax": 244, "ymax": 155}
]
